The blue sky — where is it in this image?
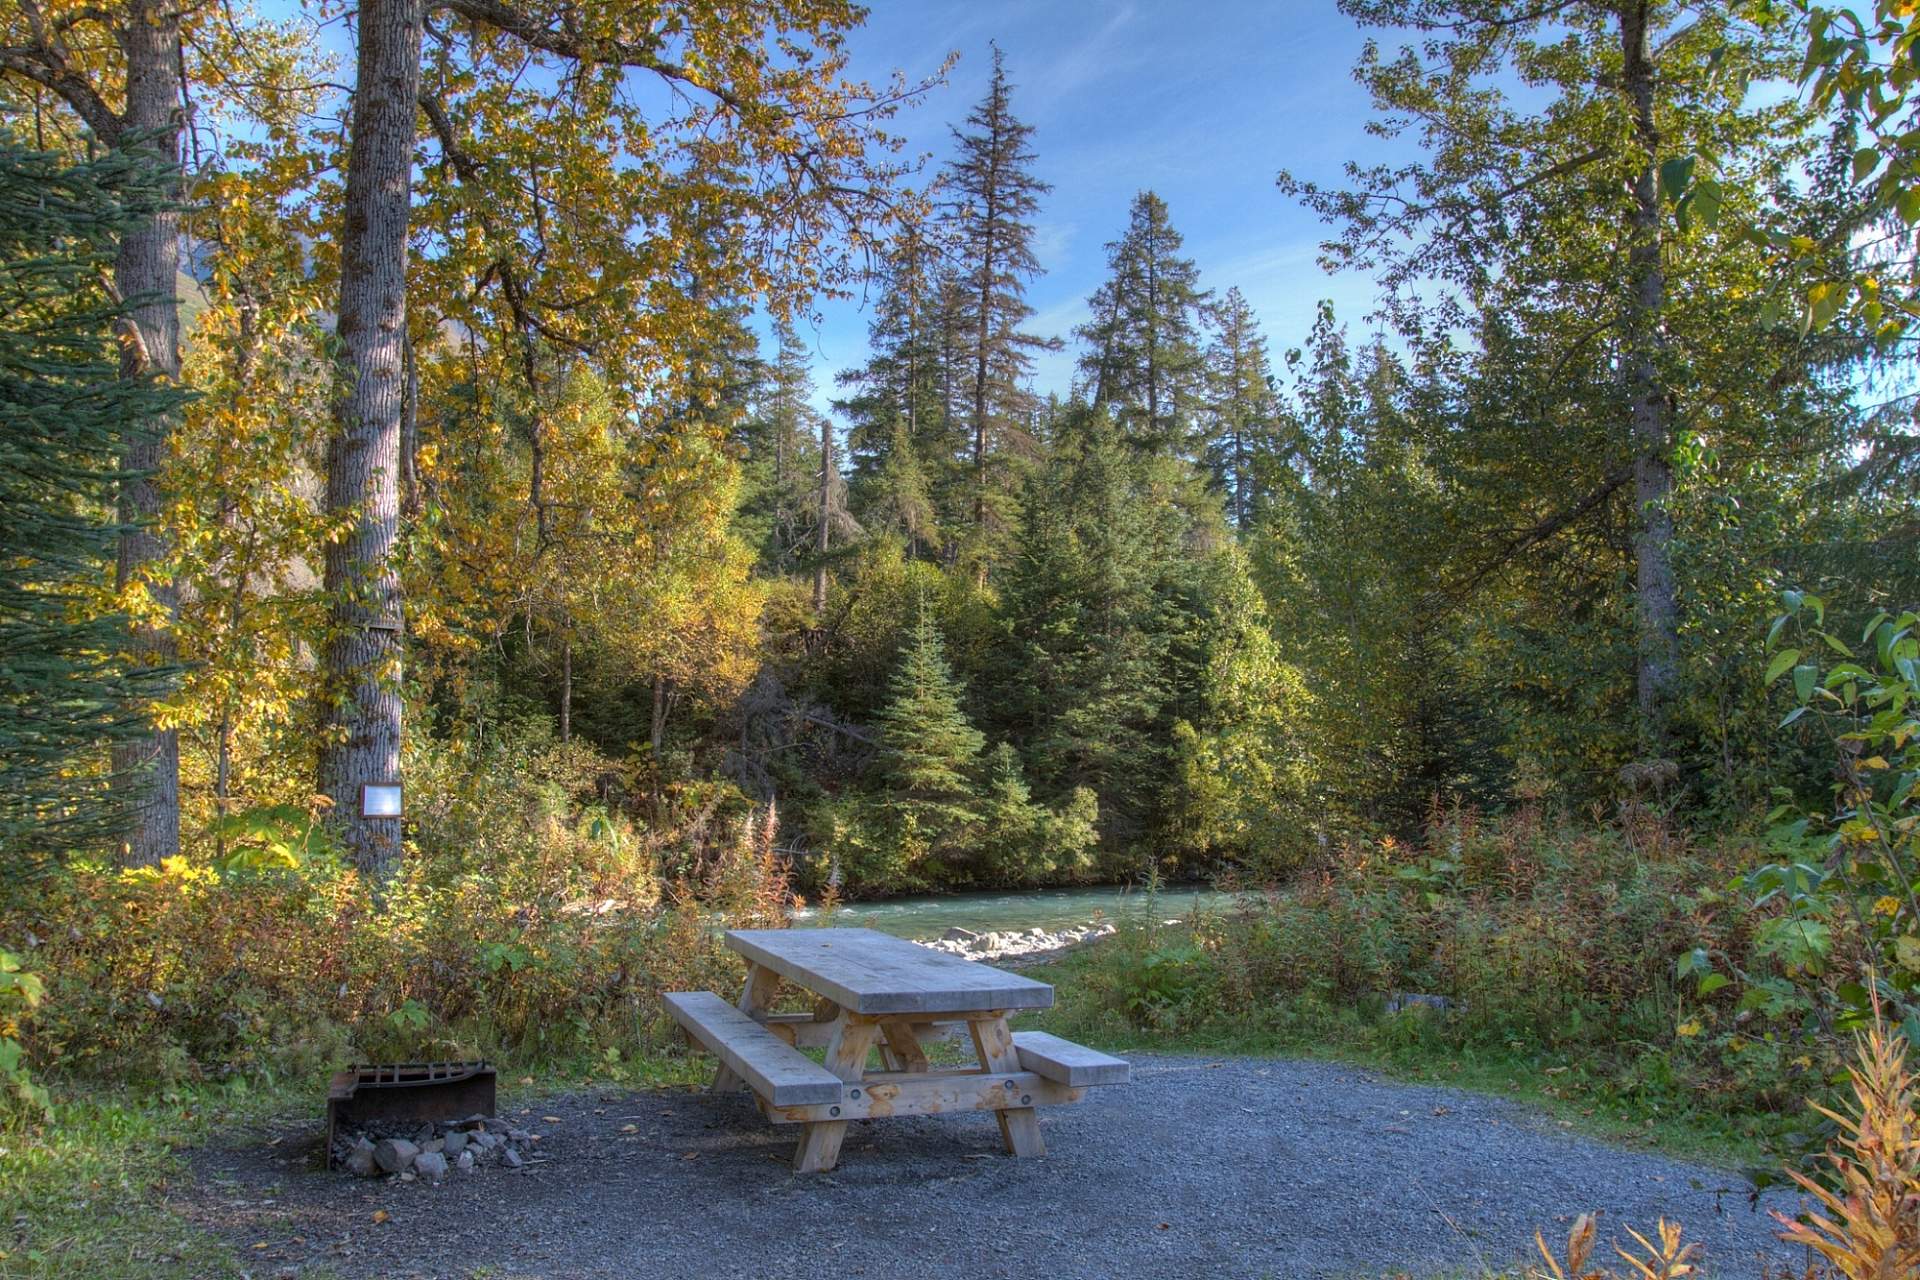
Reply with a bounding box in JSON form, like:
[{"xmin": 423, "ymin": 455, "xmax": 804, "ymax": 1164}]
[
  {"xmin": 276, "ymin": 0, "xmax": 1409, "ymax": 412},
  {"xmin": 793, "ymin": 0, "xmax": 1404, "ymax": 412}
]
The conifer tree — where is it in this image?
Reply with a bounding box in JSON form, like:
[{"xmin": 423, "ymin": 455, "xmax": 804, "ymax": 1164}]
[
  {"xmin": 1076, "ymin": 190, "xmax": 1209, "ymax": 458},
  {"xmin": 946, "ymin": 47, "xmax": 1057, "ymax": 572},
  {"xmin": 740, "ymin": 319, "xmax": 825, "ymax": 572},
  {"xmin": 0, "ymin": 141, "xmax": 182, "ymax": 866},
  {"xmin": 838, "ymin": 224, "xmax": 950, "ymax": 556},
  {"xmin": 873, "ymin": 597, "xmax": 985, "ymax": 832},
  {"xmin": 1202, "ymin": 287, "xmax": 1282, "ymax": 528},
  {"xmin": 992, "ymin": 406, "xmax": 1184, "ymax": 844}
]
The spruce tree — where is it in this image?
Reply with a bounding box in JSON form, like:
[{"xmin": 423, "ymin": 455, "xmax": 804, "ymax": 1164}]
[
  {"xmin": 1075, "ymin": 190, "xmax": 1209, "ymax": 458},
  {"xmin": 739, "ymin": 318, "xmax": 824, "ymax": 571},
  {"xmin": 1201, "ymin": 287, "xmax": 1282, "ymax": 529},
  {"xmin": 946, "ymin": 46, "xmax": 1057, "ymax": 573},
  {"xmin": 873, "ymin": 597, "xmax": 985, "ymax": 837},
  {"xmin": 837, "ymin": 225, "xmax": 950, "ymax": 556},
  {"xmin": 0, "ymin": 139, "xmax": 182, "ymax": 867}
]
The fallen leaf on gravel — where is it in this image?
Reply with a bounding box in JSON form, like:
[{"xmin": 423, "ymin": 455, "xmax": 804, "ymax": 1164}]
[
  {"xmin": 541, "ymin": 1116, "xmax": 562, "ymax": 1123},
  {"xmin": 1432, "ymin": 1106, "xmax": 1451, "ymax": 1116},
  {"xmin": 682, "ymin": 1152, "xmax": 698, "ymax": 1160},
  {"xmin": 253, "ymin": 1242, "xmax": 269, "ymax": 1250},
  {"xmin": 1157, "ymin": 1223, "xmax": 1171, "ymax": 1231},
  {"xmin": 519, "ymin": 1077, "xmax": 534, "ymax": 1086},
  {"xmin": 620, "ymin": 1124, "xmax": 638, "ymax": 1134},
  {"xmin": 371, "ymin": 1211, "xmax": 389, "ymax": 1225}
]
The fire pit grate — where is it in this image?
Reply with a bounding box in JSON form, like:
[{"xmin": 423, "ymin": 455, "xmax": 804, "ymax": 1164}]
[{"xmin": 325, "ymin": 1060, "xmax": 497, "ymax": 1167}]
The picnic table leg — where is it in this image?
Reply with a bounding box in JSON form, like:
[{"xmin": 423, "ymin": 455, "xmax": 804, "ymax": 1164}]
[
  {"xmin": 792, "ymin": 1015, "xmax": 878, "ymax": 1173},
  {"xmin": 710, "ymin": 962, "xmax": 781, "ymax": 1095},
  {"xmin": 969, "ymin": 1015, "xmax": 1045, "ymax": 1158},
  {"xmin": 882, "ymin": 1021, "xmax": 931, "ymax": 1073}
]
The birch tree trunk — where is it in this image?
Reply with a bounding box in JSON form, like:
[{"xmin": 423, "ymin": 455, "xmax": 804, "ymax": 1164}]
[
  {"xmin": 108, "ymin": 0, "xmax": 185, "ymax": 867},
  {"xmin": 1618, "ymin": 1, "xmax": 1681, "ymax": 756},
  {"xmin": 318, "ymin": 0, "xmax": 423, "ymax": 882}
]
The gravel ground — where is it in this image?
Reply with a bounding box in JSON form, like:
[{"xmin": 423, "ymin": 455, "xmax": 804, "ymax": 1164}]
[{"xmin": 186, "ymin": 1054, "xmax": 1805, "ymax": 1280}]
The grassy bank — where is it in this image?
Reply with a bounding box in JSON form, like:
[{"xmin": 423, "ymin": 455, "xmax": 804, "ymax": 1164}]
[
  {"xmin": 1019, "ymin": 808, "xmax": 1826, "ymax": 1173},
  {"xmin": 1026, "ymin": 939, "xmax": 1787, "ymax": 1170}
]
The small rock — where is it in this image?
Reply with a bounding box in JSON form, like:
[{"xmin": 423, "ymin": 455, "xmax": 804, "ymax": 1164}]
[
  {"xmin": 501, "ymin": 1147, "xmax": 524, "ymax": 1169},
  {"xmin": 412, "ymin": 1123, "xmax": 436, "ymax": 1147},
  {"xmin": 470, "ymin": 1131, "xmax": 499, "ymax": 1152},
  {"xmin": 441, "ymin": 1130, "xmax": 467, "ymax": 1156},
  {"xmin": 456, "ymin": 1149, "xmax": 475, "ymax": 1173},
  {"xmin": 482, "ymin": 1117, "xmax": 512, "ymax": 1134},
  {"xmin": 414, "ymin": 1150, "xmax": 449, "ymax": 1181},
  {"xmin": 422, "ymin": 1138, "xmax": 444, "ymax": 1155},
  {"xmin": 373, "ymin": 1138, "xmax": 419, "ymax": 1175},
  {"xmin": 345, "ymin": 1138, "xmax": 378, "ymax": 1178},
  {"xmin": 506, "ymin": 1128, "xmax": 531, "ymax": 1143},
  {"xmin": 941, "ymin": 926, "xmax": 980, "ymax": 942}
]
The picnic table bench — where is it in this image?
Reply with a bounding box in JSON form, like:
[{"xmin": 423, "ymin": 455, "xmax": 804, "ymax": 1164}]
[{"xmin": 664, "ymin": 927, "xmax": 1129, "ymax": 1172}]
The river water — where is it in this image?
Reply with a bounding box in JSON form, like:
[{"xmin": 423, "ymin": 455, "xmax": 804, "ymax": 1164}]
[{"xmin": 790, "ymin": 882, "xmax": 1232, "ymax": 940}]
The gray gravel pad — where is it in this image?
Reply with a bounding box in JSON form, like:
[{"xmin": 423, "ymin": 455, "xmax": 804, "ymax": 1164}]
[{"xmin": 187, "ymin": 1054, "xmax": 1805, "ymax": 1279}]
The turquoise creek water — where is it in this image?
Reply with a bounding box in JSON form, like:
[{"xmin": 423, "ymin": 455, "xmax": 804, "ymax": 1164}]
[{"xmin": 789, "ymin": 883, "xmax": 1233, "ymax": 941}]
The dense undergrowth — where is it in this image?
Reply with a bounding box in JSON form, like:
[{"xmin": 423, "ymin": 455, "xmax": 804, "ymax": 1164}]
[
  {"xmin": 1032, "ymin": 803, "xmax": 1844, "ymax": 1168},
  {"xmin": 1, "ymin": 723, "xmax": 792, "ymax": 1094}
]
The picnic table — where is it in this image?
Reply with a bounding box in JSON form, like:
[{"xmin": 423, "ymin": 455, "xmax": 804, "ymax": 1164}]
[{"xmin": 664, "ymin": 927, "xmax": 1129, "ymax": 1173}]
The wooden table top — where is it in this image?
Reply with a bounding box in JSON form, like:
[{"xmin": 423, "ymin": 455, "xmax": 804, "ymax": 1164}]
[{"xmin": 724, "ymin": 927, "xmax": 1055, "ymax": 1016}]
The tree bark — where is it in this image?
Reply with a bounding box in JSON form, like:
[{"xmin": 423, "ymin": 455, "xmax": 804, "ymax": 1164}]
[
  {"xmin": 1618, "ymin": 1, "xmax": 1680, "ymax": 756},
  {"xmin": 558, "ymin": 633, "xmax": 571, "ymax": 744},
  {"xmin": 318, "ymin": 0, "xmax": 424, "ymax": 883},
  {"xmin": 108, "ymin": 0, "xmax": 186, "ymax": 868},
  {"xmin": 814, "ymin": 411, "xmax": 832, "ymax": 611}
]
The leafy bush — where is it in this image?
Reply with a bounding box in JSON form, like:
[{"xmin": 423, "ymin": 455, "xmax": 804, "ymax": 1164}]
[
  {"xmin": 0, "ymin": 725, "xmax": 789, "ymax": 1089},
  {"xmin": 0, "ymin": 947, "xmax": 48, "ymax": 1119},
  {"xmin": 1701, "ymin": 595, "xmax": 1920, "ymax": 1043}
]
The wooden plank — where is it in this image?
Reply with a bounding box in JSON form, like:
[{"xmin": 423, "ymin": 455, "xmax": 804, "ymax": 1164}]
[
  {"xmin": 761, "ymin": 1011, "xmax": 832, "ymax": 1050},
  {"xmin": 970, "ymin": 1015, "xmax": 1045, "ymax": 1157},
  {"xmin": 882, "ymin": 1021, "xmax": 931, "ymax": 1073},
  {"xmin": 1012, "ymin": 1030, "xmax": 1130, "ymax": 1087},
  {"xmin": 710, "ymin": 962, "xmax": 782, "ymax": 1095},
  {"xmin": 759, "ymin": 1070, "xmax": 1083, "ymax": 1124},
  {"xmin": 724, "ymin": 928, "xmax": 1053, "ymax": 1016},
  {"xmin": 662, "ymin": 992, "xmax": 843, "ymax": 1108},
  {"xmin": 762, "ymin": 1012, "xmax": 966, "ymax": 1052},
  {"xmin": 791, "ymin": 1016, "xmax": 877, "ymax": 1174}
]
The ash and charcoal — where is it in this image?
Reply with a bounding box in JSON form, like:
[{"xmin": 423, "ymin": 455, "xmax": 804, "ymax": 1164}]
[{"xmin": 330, "ymin": 1114, "xmax": 542, "ymax": 1182}]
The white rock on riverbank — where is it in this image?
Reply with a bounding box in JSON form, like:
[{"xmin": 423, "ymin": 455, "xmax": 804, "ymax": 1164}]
[{"xmin": 926, "ymin": 921, "xmax": 1116, "ymax": 962}]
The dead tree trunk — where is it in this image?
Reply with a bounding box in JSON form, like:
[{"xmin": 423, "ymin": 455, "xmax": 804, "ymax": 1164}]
[
  {"xmin": 318, "ymin": 0, "xmax": 424, "ymax": 883},
  {"xmin": 1618, "ymin": 0, "xmax": 1680, "ymax": 757},
  {"xmin": 105, "ymin": 0, "xmax": 186, "ymax": 868}
]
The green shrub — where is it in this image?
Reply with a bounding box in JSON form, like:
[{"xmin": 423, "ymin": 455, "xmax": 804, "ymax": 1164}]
[{"xmin": 0, "ymin": 724, "xmax": 789, "ymax": 1090}]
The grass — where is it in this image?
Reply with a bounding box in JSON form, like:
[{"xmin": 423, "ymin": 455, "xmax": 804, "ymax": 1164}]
[
  {"xmin": 0, "ymin": 1084, "xmax": 270, "ymax": 1279},
  {"xmin": 1017, "ymin": 933, "xmax": 1795, "ymax": 1173},
  {"xmin": 0, "ymin": 1046, "xmax": 707, "ymax": 1280}
]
